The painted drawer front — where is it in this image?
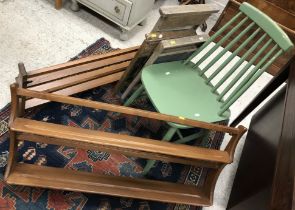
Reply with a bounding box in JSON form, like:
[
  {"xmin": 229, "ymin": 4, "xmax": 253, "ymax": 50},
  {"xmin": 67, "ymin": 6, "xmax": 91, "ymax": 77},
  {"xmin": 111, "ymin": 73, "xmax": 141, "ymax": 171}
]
[{"xmin": 78, "ymin": 0, "xmax": 132, "ymax": 25}]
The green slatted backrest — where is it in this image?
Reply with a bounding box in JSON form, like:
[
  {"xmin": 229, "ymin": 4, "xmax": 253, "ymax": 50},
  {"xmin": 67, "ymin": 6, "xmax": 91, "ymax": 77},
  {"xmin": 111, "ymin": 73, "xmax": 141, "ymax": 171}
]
[{"xmin": 184, "ymin": 2, "xmax": 294, "ymax": 116}]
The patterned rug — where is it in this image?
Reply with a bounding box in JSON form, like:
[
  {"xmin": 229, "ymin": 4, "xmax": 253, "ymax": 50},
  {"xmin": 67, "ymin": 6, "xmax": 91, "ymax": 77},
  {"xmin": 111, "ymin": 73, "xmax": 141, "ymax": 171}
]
[{"xmin": 0, "ymin": 38, "xmax": 226, "ymax": 210}]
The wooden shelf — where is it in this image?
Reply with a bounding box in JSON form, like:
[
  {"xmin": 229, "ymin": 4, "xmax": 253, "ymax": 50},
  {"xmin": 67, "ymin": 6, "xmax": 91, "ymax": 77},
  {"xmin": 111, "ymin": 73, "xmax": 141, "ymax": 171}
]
[
  {"xmin": 11, "ymin": 118, "xmax": 230, "ymax": 168},
  {"xmin": 5, "ymin": 78, "xmax": 246, "ymax": 207},
  {"xmin": 6, "ymin": 163, "xmax": 211, "ymax": 206}
]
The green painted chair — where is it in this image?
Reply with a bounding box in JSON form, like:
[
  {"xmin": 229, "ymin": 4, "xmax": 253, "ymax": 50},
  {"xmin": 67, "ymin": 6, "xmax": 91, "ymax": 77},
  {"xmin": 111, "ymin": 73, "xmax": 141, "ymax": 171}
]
[{"xmin": 124, "ymin": 2, "xmax": 294, "ymax": 175}]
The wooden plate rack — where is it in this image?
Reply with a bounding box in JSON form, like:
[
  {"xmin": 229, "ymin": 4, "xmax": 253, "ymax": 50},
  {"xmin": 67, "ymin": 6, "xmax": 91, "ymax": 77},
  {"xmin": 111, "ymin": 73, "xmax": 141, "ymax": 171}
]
[{"xmin": 5, "ymin": 84, "xmax": 246, "ymax": 206}]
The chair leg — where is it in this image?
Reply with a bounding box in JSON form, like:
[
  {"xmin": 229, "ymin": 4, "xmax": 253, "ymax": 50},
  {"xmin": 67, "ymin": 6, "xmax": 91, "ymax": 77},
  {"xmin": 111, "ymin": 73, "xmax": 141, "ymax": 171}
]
[
  {"xmin": 124, "ymin": 85, "xmax": 144, "ymax": 106},
  {"xmin": 142, "ymin": 127, "xmax": 177, "ymax": 175},
  {"xmin": 174, "ymin": 129, "xmax": 206, "ymax": 144},
  {"xmin": 176, "ymin": 129, "xmax": 184, "ymax": 139},
  {"xmin": 121, "ymin": 72, "xmax": 142, "ymax": 101}
]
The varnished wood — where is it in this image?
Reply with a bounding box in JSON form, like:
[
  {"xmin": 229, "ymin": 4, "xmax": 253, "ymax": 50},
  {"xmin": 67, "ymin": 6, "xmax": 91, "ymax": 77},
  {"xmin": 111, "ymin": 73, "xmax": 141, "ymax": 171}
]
[
  {"xmin": 202, "ymin": 125, "xmax": 246, "ymax": 203},
  {"xmin": 4, "ymin": 84, "xmax": 19, "ymax": 180},
  {"xmin": 25, "ymin": 71, "xmax": 124, "ymax": 109},
  {"xmin": 13, "ymin": 122, "xmax": 229, "ymax": 170},
  {"xmin": 17, "ymin": 87, "xmax": 240, "ymax": 134},
  {"xmin": 225, "ymin": 126, "xmax": 247, "ymax": 160},
  {"xmin": 29, "ymin": 62, "xmax": 129, "ymax": 92},
  {"xmin": 4, "ymin": 132, "xmax": 17, "ymax": 180},
  {"xmin": 55, "ymin": 0, "xmax": 62, "ymax": 9},
  {"xmin": 27, "ymin": 46, "xmax": 138, "ymax": 78},
  {"xmin": 12, "ymin": 118, "xmax": 231, "ymax": 164},
  {"xmin": 17, "ymin": 133, "xmax": 221, "ymax": 169},
  {"xmin": 5, "ymin": 84, "xmax": 246, "ymax": 206},
  {"xmin": 27, "ymin": 51, "xmax": 135, "ymax": 87},
  {"xmin": 8, "ymin": 84, "xmax": 19, "ymax": 126},
  {"xmin": 16, "ymin": 47, "xmax": 138, "ymax": 109},
  {"xmin": 17, "ymin": 63, "xmax": 27, "ymax": 116},
  {"xmin": 6, "ymin": 163, "xmax": 211, "ymax": 206}
]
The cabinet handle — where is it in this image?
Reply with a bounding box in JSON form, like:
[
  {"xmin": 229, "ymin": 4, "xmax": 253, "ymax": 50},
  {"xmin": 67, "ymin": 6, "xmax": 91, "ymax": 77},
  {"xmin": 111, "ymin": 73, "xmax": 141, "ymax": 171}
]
[{"xmin": 114, "ymin": 6, "xmax": 120, "ymax": 14}]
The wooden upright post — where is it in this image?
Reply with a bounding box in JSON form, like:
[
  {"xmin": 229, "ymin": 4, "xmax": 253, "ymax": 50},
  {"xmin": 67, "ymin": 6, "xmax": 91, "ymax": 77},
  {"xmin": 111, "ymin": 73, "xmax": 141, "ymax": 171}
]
[
  {"xmin": 4, "ymin": 84, "xmax": 19, "ymax": 180},
  {"xmin": 17, "ymin": 62, "xmax": 27, "ymax": 116}
]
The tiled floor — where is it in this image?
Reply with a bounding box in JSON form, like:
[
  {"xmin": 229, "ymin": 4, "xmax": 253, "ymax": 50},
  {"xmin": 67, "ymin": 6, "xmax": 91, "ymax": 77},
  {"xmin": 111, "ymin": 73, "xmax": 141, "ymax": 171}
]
[{"xmin": 0, "ymin": 0, "xmax": 272, "ymax": 209}]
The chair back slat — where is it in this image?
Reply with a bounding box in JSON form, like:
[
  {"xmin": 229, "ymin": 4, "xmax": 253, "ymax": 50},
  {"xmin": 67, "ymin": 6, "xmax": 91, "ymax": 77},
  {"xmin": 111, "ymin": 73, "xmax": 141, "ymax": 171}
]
[
  {"xmin": 217, "ymin": 38, "xmax": 273, "ymax": 101},
  {"xmin": 206, "ymin": 27, "xmax": 261, "ymax": 84},
  {"xmin": 180, "ymin": 2, "xmax": 294, "ymax": 117},
  {"xmin": 199, "ymin": 22, "xmax": 256, "ymax": 76},
  {"xmin": 193, "ymin": 17, "xmax": 249, "ymax": 69},
  {"xmin": 240, "ymin": 3, "xmax": 293, "ymax": 52},
  {"xmin": 212, "ymin": 33, "xmax": 268, "ymax": 93},
  {"xmin": 184, "ymin": 12, "xmax": 243, "ymax": 65},
  {"xmin": 218, "ymin": 48, "xmax": 283, "ymax": 115},
  {"xmin": 220, "ymin": 44, "xmax": 278, "ymax": 104}
]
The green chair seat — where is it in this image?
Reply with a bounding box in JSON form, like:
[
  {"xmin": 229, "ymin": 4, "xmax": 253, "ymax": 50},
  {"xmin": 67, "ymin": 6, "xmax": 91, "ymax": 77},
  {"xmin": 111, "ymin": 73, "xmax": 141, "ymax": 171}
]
[{"xmin": 141, "ymin": 61, "xmax": 230, "ymax": 128}]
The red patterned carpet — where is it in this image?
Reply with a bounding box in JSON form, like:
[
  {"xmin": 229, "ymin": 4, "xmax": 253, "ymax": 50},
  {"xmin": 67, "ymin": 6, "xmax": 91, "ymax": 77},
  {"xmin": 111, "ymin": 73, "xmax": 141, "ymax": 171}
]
[{"xmin": 0, "ymin": 38, "xmax": 226, "ymax": 210}]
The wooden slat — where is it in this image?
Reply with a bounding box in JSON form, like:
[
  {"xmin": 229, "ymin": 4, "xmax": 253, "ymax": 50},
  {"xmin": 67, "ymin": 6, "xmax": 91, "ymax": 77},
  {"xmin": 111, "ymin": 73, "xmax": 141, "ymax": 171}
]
[
  {"xmin": 145, "ymin": 30, "xmax": 197, "ymax": 42},
  {"xmin": 6, "ymin": 163, "xmax": 211, "ymax": 206},
  {"xmin": 230, "ymin": 56, "xmax": 294, "ymax": 127},
  {"xmin": 195, "ymin": 16, "xmax": 249, "ymax": 68},
  {"xmin": 155, "ymin": 6, "xmax": 218, "ymax": 31},
  {"xmin": 17, "ymin": 133, "xmax": 221, "ymax": 168},
  {"xmin": 25, "ymin": 71, "xmax": 124, "ymax": 109},
  {"xmin": 161, "ymin": 35, "xmax": 209, "ymax": 49},
  {"xmin": 27, "ymin": 51, "xmax": 136, "ymax": 87},
  {"xmin": 16, "ymin": 87, "xmax": 240, "ymax": 134},
  {"xmin": 11, "ymin": 118, "xmax": 231, "ymax": 164},
  {"xmin": 160, "ymin": 4, "xmax": 218, "ymax": 17},
  {"xmin": 27, "ymin": 46, "xmax": 139, "ymax": 78},
  {"xmin": 210, "ymin": 0, "xmax": 295, "ymax": 75},
  {"xmin": 29, "ymin": 61, "xmax": 129, "ymax": 92}
]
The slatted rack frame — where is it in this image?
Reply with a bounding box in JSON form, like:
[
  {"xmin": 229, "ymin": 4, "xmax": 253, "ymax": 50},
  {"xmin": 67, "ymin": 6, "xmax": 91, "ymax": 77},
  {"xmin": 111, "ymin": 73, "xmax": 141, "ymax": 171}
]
[
  {"xmin": 16, "ymin": 46, "xmax": 139, "ymax": 111},
  {"xmin": 5, "ymin": 83, "xmax": 246, "ymax": 207}
]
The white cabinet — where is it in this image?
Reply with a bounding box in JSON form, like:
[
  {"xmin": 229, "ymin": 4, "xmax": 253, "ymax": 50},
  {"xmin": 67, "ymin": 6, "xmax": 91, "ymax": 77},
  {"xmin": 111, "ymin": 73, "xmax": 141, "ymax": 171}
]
[{"xmin": 71, "ymin": 0, "xmax": 155, "ymax": 40}]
